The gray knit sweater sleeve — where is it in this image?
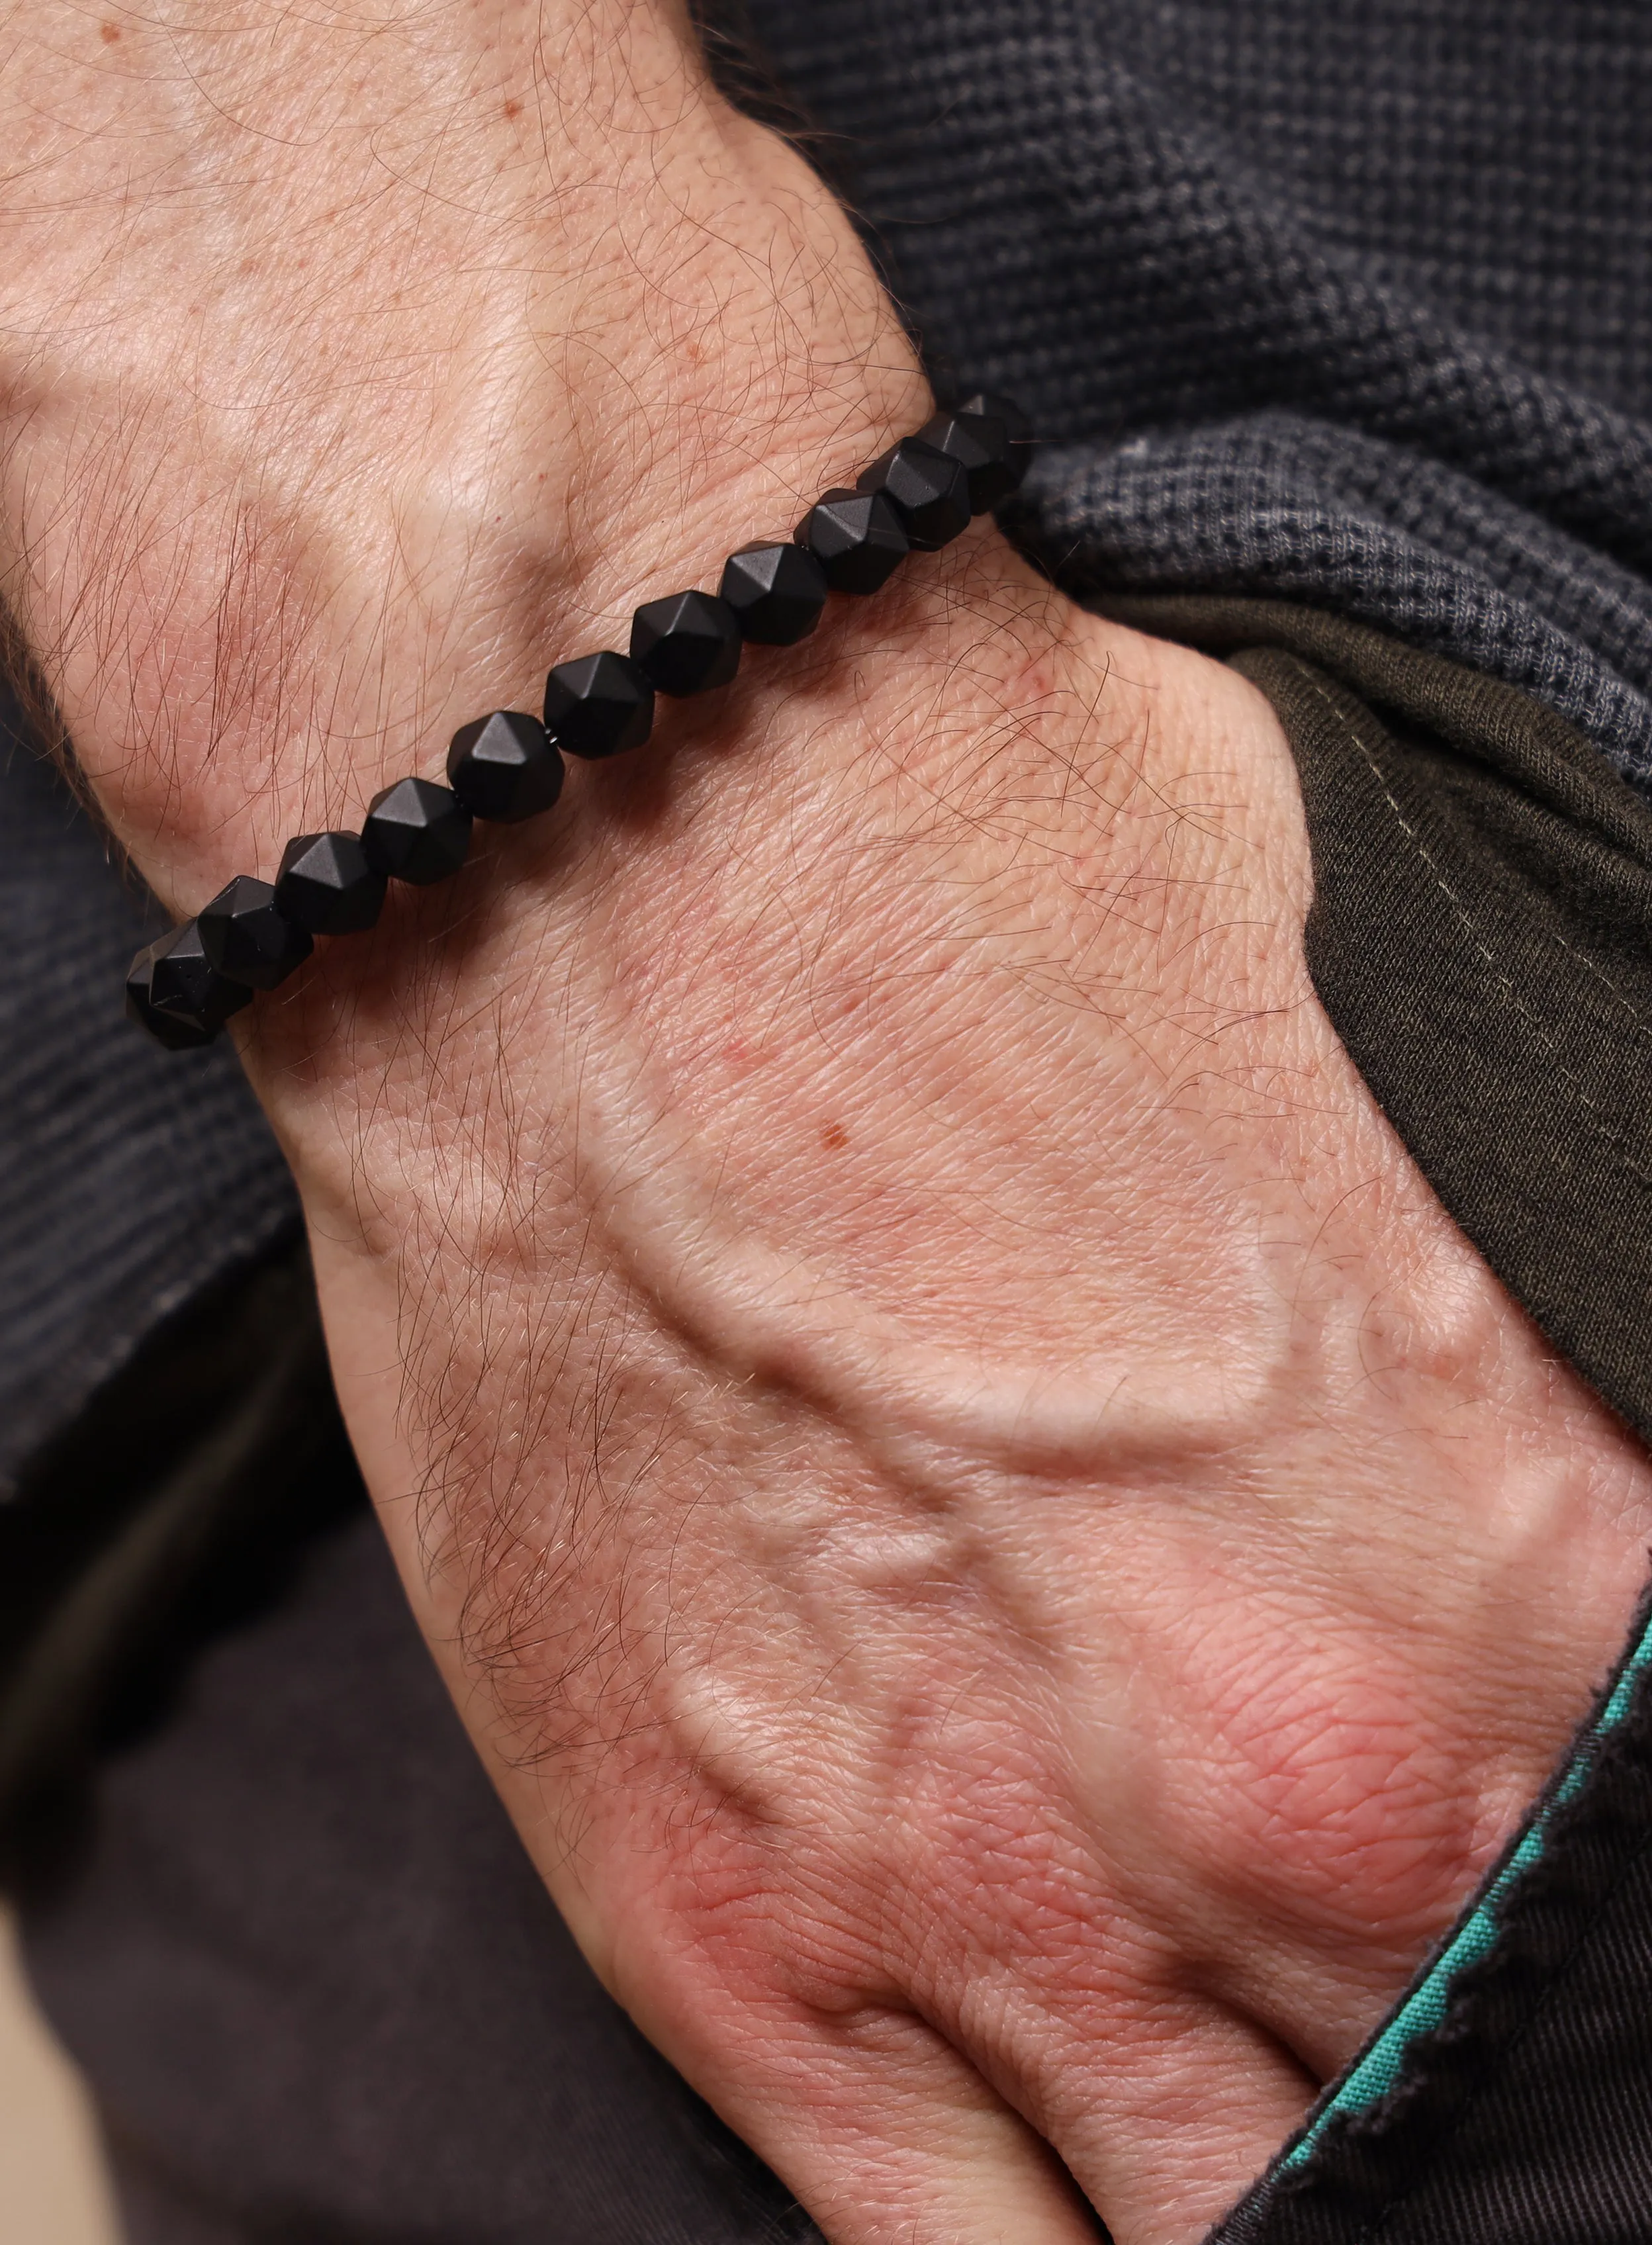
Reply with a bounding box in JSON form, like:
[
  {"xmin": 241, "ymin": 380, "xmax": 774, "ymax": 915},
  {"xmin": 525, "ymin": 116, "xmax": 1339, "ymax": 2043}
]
[{"xmin": 733, "ymin": 0, "xmax": 1652, "ymax": 788}]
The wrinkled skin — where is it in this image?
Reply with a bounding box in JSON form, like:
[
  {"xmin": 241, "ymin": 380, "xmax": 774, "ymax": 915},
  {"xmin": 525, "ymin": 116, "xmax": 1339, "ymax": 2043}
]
[{"xmin": 1, "ymin": 6, "xmax": 1649, "ymax": 2240}]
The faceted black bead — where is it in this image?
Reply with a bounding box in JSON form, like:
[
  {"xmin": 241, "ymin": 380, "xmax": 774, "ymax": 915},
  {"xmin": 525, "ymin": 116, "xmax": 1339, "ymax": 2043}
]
[
  {"xmin": 719, "ymin": 542, "xmax": 828, "ymax": 645},
  {"xmin": 126, "ymin": 939, "xmax": 213, "ymax": 1048},
  {"xmin": 361, "ymin": 776, "xmax": 474, "ymax": 886},
  {"xmin": 957, "ymin": 391, "xmax": 1034, "ymax": 482},
  {"xmin": 125, "ymin": 925, "xmax": 248, "ymax": 1048},
  {"xmin": 199, "ymin": 876, "xmax": 314, "ymax": 989},
  {"xmin": 794, "ymin": 488, "xmax": 909, "ymax": 594},
  {"xmin": 917, "ymin": 408, "xmax": 1017, "ymax": 514},
  {"xmin": 275, "ymin": 831, "xmax": 387, "ymax": 935},
  {"xmin": 856, "ymin": 438, "xmax": 972, "ymax": 551},
  {"xmin": 146, "ymin": 920, "xmax": 254, "ymax": 1031},
  {"xmin": 127, "ymin": 974, "xmax": 214, "ymax": 1047},
  {"xmin": 127, "ymin": 929, "xmax": 225, "ymax": 1041},
  {"xmin": 543, "ymin": 651, "xmax": 655, "ymax": 760},
  {"xmin": 629, "ymin": 591, "xmax": 742, "ymax": 696},
  {"xmin": 447, "ymin": 710, "xmax": 565, "ymax": 822}
]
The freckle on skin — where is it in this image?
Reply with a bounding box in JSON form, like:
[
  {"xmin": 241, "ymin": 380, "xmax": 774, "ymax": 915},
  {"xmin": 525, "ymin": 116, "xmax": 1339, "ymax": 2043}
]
[
  {"xmin": 100, "ymin": 20, "xmax": 120, "ymax": 40},
  {"xmin": 821, "ymin": 1122, "xmax": 849, "ymax": 1152},
  {"xmin": 503, "ymin": 98, "xmax": 523, "ymax": 120}
]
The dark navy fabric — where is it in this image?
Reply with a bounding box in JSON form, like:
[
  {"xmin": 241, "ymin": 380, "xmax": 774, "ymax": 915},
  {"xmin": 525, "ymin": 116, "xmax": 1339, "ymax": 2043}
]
[
  {"xmin": 0, "ymin": 720, "xmax": 296, "ymax": 1500},
  {"xmin": 733, "ymin": 0, "xmax": 1652, "ymax": 786},
  {"xmin": 1212, "ymin": 1596, "xmax": 1652, "ymax": 2245},
  {"xmin": 23, "ymin": 1502, "xmax": 823, "ymax": 2245}
]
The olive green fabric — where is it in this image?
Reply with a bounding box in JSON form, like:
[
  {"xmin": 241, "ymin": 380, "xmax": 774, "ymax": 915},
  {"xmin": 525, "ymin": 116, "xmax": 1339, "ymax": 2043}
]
[{"xmin": 1101, "ymin": 594, "xmax": 1652, "ymax": 1450}]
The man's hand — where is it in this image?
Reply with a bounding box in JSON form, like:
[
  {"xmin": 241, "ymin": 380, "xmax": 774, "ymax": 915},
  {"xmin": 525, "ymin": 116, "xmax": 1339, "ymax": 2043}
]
[{"xmin": 4, "ymin": 8, "xmax": 1651, "ymax": 2242}]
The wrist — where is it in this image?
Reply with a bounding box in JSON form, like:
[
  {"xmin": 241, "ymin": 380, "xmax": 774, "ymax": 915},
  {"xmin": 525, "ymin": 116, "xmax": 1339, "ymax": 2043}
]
[{"xmin": 0, "ymin": 0, "xmax": 929, "ymax": 900}]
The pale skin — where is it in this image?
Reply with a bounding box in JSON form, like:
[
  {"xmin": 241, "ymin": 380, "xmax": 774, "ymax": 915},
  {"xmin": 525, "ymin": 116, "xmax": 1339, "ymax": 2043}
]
[{"xmin": 3, "ymin": 5, "xmax": 1650, "ymax": 2240}]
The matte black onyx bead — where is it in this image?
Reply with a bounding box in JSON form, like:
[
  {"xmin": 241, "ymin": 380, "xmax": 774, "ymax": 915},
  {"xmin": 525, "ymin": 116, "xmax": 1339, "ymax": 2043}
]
[
  {"xmin": 958, "ymin": 391, "xmax": 1034, "ymax": 481},
  {"xmin": 125, "ymin": 925, "xmax": 250, "ymax": 1047},
  {"xmin": 917, "ymin": 408, "xmax": 1018, "ymax": 514},
  {"xmin": 147, "ymin": 920, "xmax": 253, "ymax": 1031},
  {"xmin": 126, "ymin": 966, "xmax": 214, "ymax": 1046},
  {"xmin": 629, "ymin": 591, "xmax": 742, "ymax": 696},
  {"xmin": 361, "ymin": 776, "xmax": 473, "ymax": 885},
  {"xmin": 543, "ymin": 651, "xmax": 655, "ymax": 759},
  {"xmin": 126, "ymin": 939, "xmax": 213, "ymax": 1048},
  {"xmin": 275, "ymin": 831, "xmax": 387, "ymax": 935},
  {"xmin": 199, "ymin": 876, "xmax": 314, "ymax": 989},
  {"xmin": 719, "ymin": 542, "xmax": 828, "ymax": 645},
  {"xmin": 795, "ymin": 488, "xmax": 908, "ymax": 594},
  {"xmin": 447, "ymin": 710, "xmax": 565, "ymax": 822},
  {"xmin": 856, "ymin": 438, "xmax": 971, "ymax": 551}
]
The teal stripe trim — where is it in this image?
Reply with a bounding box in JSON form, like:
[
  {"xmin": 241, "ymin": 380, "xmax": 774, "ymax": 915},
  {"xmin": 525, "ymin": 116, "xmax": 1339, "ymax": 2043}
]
[{"xmin": 1283, "ymin": 1603, "xmax": 1652, "ymax": 2168}]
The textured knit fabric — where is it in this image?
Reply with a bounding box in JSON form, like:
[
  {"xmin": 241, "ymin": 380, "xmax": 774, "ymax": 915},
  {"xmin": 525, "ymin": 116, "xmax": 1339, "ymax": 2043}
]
[
  {"xmin": 730, "ymin": 0, "xmax": 1652, "ymax": 786},
  {"xmin": 0, "ymin": 715, "xmax": 297, "ymax": 1500}
]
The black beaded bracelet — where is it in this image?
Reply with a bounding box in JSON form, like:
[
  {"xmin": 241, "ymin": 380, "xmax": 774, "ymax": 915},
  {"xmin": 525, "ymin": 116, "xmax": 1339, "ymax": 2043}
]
[{"xmin": 125, "ymin": 397, "xmax": 1032, "ymax": 1050}]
